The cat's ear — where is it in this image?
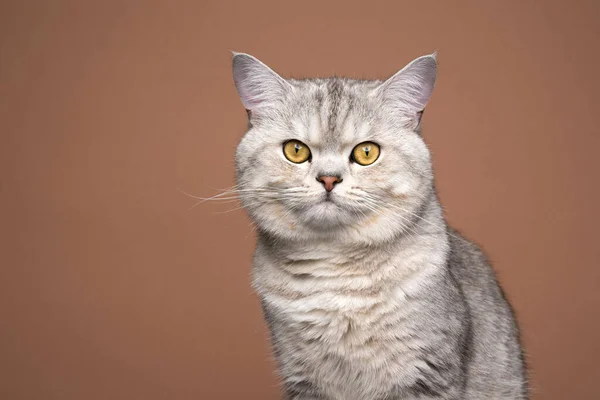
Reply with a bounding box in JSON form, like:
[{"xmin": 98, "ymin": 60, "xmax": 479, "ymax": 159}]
[
  {"xmin": 373, "ymin": 52, "xmax": 437, "ymax": 127},
  {"xmin": 232, "ymin": 52, "xmax": 292, "ymax": 113}
]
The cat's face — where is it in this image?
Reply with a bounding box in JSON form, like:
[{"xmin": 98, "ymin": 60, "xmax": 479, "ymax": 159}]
[{"xmin": 233, "ymin": 53, "xmax": 437, "ymax": 244}]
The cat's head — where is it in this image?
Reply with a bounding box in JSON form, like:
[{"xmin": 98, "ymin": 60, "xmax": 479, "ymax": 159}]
[{"xmin": 232, "ymin": 52, "xmax": 438, "ymax": 244}]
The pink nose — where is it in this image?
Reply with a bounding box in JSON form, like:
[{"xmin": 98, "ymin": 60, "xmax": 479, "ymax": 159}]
[{"xmin": 317, "ymin": 175, "xmax": 342, "ymax": 192}]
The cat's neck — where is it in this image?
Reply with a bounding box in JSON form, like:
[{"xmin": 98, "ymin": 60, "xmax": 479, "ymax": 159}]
[{"xmin": 254, "ymin": 194, "xmax": 450, "ymax": 284}]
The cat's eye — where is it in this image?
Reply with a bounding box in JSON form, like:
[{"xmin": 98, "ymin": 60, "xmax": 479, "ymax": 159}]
[
  {"xmin": 351, "ymin": 142, "xmax": 380, "ymax": 166},
  {"xmin": 283, "ymin": 140, "xmax": 311, "ymax": 164}
]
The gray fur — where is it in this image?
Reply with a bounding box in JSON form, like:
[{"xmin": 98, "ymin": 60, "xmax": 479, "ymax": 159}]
[{"xmin": 231, "ymin": 52, "xmax": 527, "ymax": 399}]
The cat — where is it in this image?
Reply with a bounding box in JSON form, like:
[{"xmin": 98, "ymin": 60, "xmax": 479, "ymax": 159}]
[{"xmin": 231, "ymin": 51, "xmax": 527, "ymax": 400}]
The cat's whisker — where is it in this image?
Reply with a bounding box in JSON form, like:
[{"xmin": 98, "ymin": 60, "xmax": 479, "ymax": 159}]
[
  {"xmin": 181, "ymin": 186, "xmax": 310, "ymax": 211},
  {"xmin": 358, "ymin": 197, "xmax": 425, "ymax": 237},
  {"xmin": 362, "ymin": 193, "xmax": 457, "ymax": 239},
  {"xmin": 188, "ymin": 199, "xmax": 236, "ymax": 211},
  {"xmin": 213, "ymin": 204, "xmax": 253, "ymax": 214}
]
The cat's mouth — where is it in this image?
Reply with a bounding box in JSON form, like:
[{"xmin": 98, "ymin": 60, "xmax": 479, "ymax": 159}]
[
  {"xmin": 309, "ymin": 192, "xmax": 340, "ymax": 210},
  {"xmin": 296, "ymin": 191, "xmax": 376, "ymax": 230},
  {"xmin": 315, "ymin": 194, "xmax": 346, "ymax": 214},
  {"xmin": 321, "ymin": 191, "xmax": 340, "ymax": 205}
]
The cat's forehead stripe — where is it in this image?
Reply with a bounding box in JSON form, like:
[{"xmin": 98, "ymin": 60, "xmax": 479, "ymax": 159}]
[
  {"xmin": 291, "ymin": 78, "xmax": 374, "ymax": 147},
  {"xmin": 320, "ymin": 79, "xmax": 360, "ymax": 147},
  {"xmin": 326, "ymin": 79, "xmax": 343, "ymax": 139}
]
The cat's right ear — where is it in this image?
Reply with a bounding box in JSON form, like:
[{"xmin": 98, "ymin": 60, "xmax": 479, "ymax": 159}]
[{"xmin": 231, "ymin": 52, "xmax": 291, "ymax": 114}]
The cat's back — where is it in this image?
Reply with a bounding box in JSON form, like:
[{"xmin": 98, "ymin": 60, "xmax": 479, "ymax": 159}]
[{"xmin": 447, "ymin": 228, "xmax": 528, "ymax": 399}]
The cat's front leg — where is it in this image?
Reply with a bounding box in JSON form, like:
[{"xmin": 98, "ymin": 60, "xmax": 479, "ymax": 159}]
[
  {"xmin": 288, "ymin": 397, "xmax": 327, "ymax": 400},
  {"xmin": 283, "ymin": 379, "xmax": 329, "ymax": 400},
  {"xmin": 384, "ymin": 381, "xmax": 464, "ymax": 400}
]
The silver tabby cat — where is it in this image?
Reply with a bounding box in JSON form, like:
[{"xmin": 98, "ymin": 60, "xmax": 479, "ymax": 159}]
[{"xmin": 231, "ymin": 51, "xmax": 527, "ymax": 399}]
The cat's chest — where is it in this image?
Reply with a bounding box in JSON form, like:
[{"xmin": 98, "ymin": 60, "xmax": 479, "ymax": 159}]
[
  {"xmin": 263, "ymin": 287, "xmax": 425, "ymax": 399},
  {"xmin": 254, "ymin": 246, "xmax": 438, "ymax": 393},
  {"xmin": 261, "ymin": 262, "xmax": 423, "ymax": 353},
  {"xmin": 256, "ymin": 251, "xmax": 422, "ymax": 348},
  {"xmin": 263, "ymin": 278, "xmax": 419, "ymax": 349}
]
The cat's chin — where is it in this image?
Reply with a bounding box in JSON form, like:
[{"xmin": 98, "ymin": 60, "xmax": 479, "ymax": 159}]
[{"xmin": 296, "ymin": 200, "xmax": 362, "ymax": 231}]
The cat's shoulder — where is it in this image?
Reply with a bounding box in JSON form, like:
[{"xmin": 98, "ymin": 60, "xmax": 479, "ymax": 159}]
[{"xmin": 445, "ymin": 226, "xmax": 503, "ymax": 294}]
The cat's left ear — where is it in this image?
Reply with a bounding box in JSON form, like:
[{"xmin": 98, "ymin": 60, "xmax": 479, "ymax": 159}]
[{"xmin": 373, "ymin": 52, "xmax": 437, "ymax": 128}]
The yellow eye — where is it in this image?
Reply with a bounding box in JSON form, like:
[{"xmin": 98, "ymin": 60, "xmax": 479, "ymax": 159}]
[
  {"xmin": 283, "ymin": 140, "xmax": 311, "ymax": 163},
  {"xmin": 351, "ymin": 142, "xmax": 380, "ymax": 166}
]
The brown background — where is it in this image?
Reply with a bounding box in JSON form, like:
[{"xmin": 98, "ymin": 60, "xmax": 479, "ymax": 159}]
[{"xmin": 1, "ymin": 1, "xmax": 599, "ymax": 399}]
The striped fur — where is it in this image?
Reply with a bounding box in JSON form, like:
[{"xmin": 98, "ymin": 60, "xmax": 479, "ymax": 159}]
[{"xmin": 232, "ymin": 52, "xmax": 527, "ymax": 399}]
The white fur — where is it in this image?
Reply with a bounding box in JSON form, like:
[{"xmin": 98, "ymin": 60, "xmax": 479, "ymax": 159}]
[{"xmin": 231, "ymin": 52, "xmax": 526, "ymax": 399}]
